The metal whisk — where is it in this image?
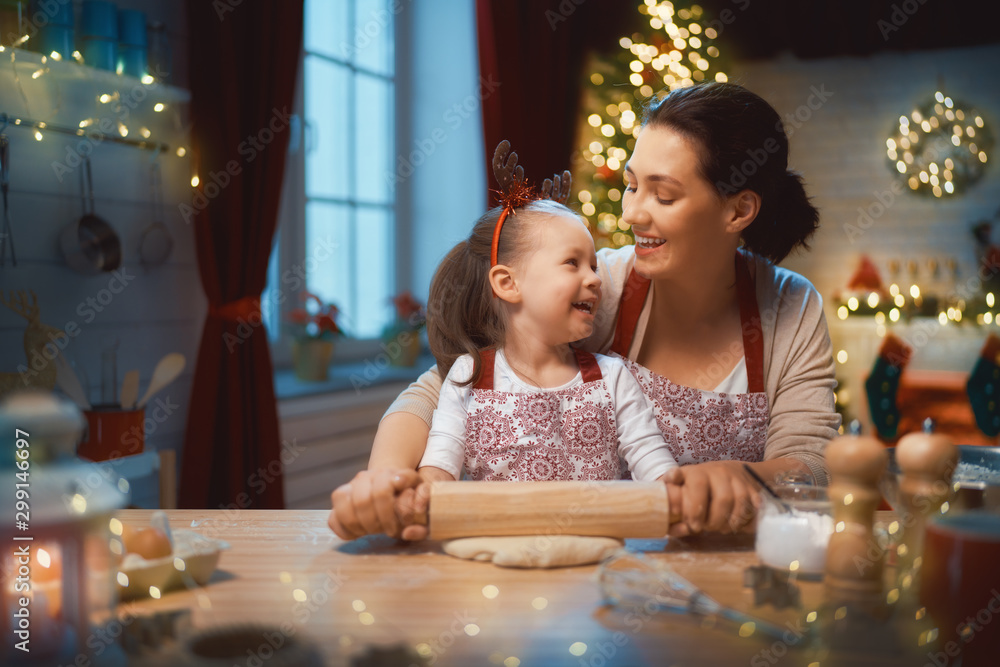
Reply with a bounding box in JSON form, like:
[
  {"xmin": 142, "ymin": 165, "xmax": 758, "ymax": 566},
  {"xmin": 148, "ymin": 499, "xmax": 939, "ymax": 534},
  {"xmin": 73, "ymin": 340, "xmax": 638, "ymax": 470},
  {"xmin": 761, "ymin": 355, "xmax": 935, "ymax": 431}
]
[{"xmin": 598, "ymin": 551, "xmax": 789, "ymax": 640}]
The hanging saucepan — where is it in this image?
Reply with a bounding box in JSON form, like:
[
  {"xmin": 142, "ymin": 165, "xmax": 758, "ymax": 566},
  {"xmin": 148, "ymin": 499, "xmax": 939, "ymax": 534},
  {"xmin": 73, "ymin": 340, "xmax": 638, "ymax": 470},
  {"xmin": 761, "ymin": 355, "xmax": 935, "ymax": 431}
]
[
  {"xmin": 60, "ymin": 156, "xmax": 122, "ymax": 274},
  {"xmin": 137, "ymin": 159, "xmax": 174, "ymax": 268}
]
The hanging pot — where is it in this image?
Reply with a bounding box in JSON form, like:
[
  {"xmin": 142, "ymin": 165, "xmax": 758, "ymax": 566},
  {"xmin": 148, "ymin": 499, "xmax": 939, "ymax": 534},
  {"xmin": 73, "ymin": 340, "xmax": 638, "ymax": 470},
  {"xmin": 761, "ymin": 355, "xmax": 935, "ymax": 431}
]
[{"xmin": 60, "ymin": 156, "xmax": 122, "ymax": 274}]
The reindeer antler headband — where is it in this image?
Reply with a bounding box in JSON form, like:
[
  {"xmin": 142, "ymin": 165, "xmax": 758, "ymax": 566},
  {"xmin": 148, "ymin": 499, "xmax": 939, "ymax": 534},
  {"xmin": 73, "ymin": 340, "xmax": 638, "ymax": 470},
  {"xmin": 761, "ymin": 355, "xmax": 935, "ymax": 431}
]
[{"xmin": 490, "ymin": 140, "xmax": 572, "ymax": 267}]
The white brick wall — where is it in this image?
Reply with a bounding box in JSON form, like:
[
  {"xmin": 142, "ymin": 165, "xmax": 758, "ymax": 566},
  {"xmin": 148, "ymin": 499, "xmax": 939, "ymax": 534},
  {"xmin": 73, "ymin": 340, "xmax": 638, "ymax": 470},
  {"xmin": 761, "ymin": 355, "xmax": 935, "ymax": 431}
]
[
  {"xmin": 732, "ymin": 44, "xmax": 1000, "ymax": 303},
  {"xmin": 732, "ymin": 45, "xmax": 1000, "ymax": 427}
]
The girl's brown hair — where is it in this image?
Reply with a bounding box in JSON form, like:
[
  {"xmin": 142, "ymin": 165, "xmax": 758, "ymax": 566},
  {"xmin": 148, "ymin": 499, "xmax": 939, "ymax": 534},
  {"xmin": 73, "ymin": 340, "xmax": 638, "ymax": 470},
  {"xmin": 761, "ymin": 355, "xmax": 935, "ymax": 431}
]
[{"xmin": 427, "ymin": 199, "xmax": 580, "ymax": 385}]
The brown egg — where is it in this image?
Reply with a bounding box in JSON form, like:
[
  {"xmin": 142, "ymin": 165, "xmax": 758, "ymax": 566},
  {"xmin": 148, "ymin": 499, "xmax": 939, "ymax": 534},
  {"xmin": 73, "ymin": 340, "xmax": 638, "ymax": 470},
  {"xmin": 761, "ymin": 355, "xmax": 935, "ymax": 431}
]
[{"xmin": 123, "ymin": 527, "xmax": 172, "ymax": 559}]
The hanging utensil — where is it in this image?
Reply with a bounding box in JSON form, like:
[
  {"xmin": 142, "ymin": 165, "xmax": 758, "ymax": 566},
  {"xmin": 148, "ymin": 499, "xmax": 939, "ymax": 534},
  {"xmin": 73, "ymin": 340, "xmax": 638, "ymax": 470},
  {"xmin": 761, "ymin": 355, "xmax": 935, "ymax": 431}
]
[
  {"xmin": 138, "ymin": 157, "xmax": 174, "ymax": 268},
  {"xmin": 136, "ymin": 353, "xmax": 185, "ymax": 408},
  {"xmin": 599, "ymin": 552, "xmax": 788, "ymax": 640},
  {"xmin": 60, "ymin": 155, "xmax": 122, "ymax": 274},
  {"xmin": 0, "ymin": 132, "xmax": 16, "ymax": 267}
]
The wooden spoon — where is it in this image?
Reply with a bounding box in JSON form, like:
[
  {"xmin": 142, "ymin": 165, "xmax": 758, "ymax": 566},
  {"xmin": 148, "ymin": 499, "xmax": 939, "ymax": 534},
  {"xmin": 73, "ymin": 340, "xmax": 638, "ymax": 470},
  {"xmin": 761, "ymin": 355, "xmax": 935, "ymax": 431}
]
[
  {"xmin": 136, "ymin": 353, "xmax": 185, "ymax": 409},
  {"xmin": 120, "ymin": 369, "xmax": 140, "ymax": 410}
]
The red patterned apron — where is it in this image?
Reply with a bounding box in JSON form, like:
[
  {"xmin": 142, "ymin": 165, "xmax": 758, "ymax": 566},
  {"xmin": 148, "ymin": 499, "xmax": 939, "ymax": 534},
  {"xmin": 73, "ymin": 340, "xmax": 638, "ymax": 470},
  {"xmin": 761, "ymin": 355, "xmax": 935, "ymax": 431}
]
[
  {"xmin": 463, "ymin": 348, "xmax": 623, "ymax": 481},
  {"xmin": 609, "ymin": 253, "xmax": 769, "ymax": 464}
]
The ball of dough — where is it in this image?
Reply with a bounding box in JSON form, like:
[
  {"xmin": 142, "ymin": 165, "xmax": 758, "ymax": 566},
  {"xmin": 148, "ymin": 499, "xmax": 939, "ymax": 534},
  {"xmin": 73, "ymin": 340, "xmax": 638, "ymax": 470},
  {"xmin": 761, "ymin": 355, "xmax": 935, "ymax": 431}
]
[{"xmin": 442, "ymin": 535, "xmax": 624, "ymax": 568}]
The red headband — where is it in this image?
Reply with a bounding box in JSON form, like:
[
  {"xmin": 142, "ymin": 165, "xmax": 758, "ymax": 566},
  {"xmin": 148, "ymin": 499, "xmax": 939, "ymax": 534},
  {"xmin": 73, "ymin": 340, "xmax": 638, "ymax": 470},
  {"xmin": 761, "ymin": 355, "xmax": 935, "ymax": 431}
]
[{"xmin": 489, "ymin": 140, "xmax": 572, "ymax": 267}]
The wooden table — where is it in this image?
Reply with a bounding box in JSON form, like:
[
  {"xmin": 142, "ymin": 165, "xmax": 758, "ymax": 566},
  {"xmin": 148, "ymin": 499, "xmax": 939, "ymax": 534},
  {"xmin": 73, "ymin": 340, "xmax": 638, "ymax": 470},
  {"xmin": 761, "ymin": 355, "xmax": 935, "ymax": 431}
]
[{"xmin": 116, "ymin": 510, "xmax": 914, "ymax": 666}]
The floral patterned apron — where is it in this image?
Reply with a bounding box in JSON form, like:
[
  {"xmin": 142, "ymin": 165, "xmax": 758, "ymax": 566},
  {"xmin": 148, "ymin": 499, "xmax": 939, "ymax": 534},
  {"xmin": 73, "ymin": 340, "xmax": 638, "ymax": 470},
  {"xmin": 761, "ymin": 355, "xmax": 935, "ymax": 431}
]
[
  {"xmin": 610, "ymin": 253, "xmax": 769, "ymax": 464},
  {"xmin": 463, "ymin": 348, "xmax": 623, "ymax": 481}
]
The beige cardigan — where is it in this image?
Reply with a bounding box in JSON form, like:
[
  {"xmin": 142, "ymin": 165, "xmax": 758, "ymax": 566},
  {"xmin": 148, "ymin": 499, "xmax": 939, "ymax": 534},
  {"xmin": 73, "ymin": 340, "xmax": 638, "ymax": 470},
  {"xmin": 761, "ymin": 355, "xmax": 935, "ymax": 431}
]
[{"xmin": 385, "ymin": 247, "xmax": 840, "ymax": 484}]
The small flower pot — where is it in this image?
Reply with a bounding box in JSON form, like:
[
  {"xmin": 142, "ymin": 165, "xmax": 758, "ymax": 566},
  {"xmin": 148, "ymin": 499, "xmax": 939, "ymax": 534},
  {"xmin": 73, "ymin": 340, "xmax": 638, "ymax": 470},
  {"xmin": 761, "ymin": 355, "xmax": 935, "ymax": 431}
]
[
  {"xmin": 382, "ymin": 329, "xmax": 421, "ymax": 367},
  {"xmin": 291, "ymin": 339, "xmax": 335, "ymax": 382}
]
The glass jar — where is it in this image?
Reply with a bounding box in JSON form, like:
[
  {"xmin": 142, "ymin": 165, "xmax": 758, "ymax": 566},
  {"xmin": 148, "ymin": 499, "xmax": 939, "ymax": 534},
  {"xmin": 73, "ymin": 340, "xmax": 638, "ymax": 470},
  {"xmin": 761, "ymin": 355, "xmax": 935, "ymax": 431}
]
[{"xmin": 755, "ymin": 484, "xmax": 833, "ymax": 577}]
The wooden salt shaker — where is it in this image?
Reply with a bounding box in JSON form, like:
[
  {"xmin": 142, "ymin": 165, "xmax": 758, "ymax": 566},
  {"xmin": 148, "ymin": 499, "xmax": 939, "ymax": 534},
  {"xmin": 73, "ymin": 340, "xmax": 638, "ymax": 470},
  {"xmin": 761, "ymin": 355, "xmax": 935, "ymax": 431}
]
[
  {"xmin": 824, "ymin": 422, "xmax": 889, "ymax": 616},
  {"xmin": 894, "ymin": 418, "xmax": 957, "ymax": 594}
]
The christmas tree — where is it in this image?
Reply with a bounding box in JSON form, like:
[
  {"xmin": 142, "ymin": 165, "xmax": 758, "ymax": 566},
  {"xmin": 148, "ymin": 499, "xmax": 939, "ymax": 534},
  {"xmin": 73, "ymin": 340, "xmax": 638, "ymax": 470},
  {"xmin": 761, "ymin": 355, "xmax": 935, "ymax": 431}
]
[{"xmin": 573, "ymin": 1, "xmax": 730, "ymax": 248}]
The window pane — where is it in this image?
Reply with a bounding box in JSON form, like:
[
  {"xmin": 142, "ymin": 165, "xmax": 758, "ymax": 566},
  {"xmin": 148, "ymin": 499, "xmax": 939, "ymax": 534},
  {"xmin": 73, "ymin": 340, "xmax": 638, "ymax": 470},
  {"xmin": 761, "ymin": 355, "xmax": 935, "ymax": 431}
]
[
  {"xmin": 304, "ymin": 0, "xmax": 348, "ymax": 62},
  {"xmin": 354, "ymin": 0, "xmax": 394, "ymax": 75},
  {"xmin": 355, "ymin": 74, "xmax": 393, "ymax": 204},
  {"xmin": 305, "ymin": 202, "xmax": 354, "ymax": 333},
  {"xmin": 262, "ymin": 238, "xmax": 280, "ymax": 342},
  {"xmin": 353, "ymin": 206, "xmax": 394, "ymax": 338},
  {"xmin": 305, "ymin": 56, "xmax": 350, "ymax": 200}
]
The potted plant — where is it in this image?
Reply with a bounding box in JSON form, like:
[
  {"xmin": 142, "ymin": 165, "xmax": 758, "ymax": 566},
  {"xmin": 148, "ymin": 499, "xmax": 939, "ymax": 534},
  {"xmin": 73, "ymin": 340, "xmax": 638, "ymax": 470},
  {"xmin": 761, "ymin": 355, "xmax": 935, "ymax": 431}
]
[
  {"xmin": 381, "ymin": 291, "xmax": 426, "ymax": 367},
  {"xmin": 286, "ymin": 292, "xmax": 343, "ymax": 381}
]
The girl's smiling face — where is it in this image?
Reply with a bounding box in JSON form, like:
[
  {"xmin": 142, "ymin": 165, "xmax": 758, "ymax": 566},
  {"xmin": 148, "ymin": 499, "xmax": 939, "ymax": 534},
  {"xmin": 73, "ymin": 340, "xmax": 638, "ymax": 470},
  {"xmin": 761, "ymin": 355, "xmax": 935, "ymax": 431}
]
[
  {"xmin": 511, "ymin": 213, "xmax": 603, "ymax": 346},
  {"xmin": 622, "ymin": 125, "xmax": 741, "ymax": 280}
]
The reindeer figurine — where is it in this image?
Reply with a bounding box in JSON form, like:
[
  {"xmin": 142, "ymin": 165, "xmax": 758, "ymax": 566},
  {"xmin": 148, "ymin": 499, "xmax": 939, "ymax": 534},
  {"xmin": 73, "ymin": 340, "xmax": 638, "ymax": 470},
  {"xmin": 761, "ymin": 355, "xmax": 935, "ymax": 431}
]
[{"xmin": 0, "ymin": 290, "xmax": 64, "ymax": 398}]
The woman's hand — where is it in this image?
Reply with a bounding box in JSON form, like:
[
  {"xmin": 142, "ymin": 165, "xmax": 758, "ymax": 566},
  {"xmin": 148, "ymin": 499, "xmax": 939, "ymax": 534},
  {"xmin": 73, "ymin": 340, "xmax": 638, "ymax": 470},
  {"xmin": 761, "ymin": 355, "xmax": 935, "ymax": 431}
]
[
  {"xmin": 663, "ymin": 461, "xmax": 760, "ymax": 535},
  {"xmin": 328, "ymin": 469, "xmax": 423, "ymax": 540}
]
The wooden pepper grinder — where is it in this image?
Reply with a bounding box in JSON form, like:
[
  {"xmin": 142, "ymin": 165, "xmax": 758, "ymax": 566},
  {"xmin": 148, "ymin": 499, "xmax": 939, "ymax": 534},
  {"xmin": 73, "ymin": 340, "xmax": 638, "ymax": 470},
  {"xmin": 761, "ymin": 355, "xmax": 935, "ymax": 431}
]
[
  {"xmin": 894, "ymin": 418, "xmax": 957, "ymax": 597},
  {"xmin": 824, "ymin": 421, "xmax": 889, "ymax": 617}
]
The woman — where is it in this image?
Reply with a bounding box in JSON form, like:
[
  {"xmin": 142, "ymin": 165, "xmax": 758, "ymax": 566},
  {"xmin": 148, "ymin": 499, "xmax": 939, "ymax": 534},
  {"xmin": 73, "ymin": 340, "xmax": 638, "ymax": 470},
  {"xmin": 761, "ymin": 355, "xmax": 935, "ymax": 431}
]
[{"xmin": 329, "ymin": 82, "xmax": 839, "ymax": 540}]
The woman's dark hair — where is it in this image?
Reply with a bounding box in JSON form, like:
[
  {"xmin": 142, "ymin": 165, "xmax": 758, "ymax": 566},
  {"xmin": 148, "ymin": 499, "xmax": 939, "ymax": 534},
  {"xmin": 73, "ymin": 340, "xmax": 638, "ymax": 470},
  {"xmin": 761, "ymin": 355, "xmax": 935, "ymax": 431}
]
[
  {"xmin": 427, "ymin": 199, "xmax": 579, "ymax": 384},
  {"xmin": 642, "ymin": 81, "xmax": 819, "ymax": 263}
]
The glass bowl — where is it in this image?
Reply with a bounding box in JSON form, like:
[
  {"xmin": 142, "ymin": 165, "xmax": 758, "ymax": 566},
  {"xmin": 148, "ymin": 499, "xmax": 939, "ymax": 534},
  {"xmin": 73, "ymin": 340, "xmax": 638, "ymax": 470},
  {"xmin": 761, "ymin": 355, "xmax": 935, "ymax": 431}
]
[{"xmin": 755, "ymin": 485, "xmax": 832, "ymax": 577}]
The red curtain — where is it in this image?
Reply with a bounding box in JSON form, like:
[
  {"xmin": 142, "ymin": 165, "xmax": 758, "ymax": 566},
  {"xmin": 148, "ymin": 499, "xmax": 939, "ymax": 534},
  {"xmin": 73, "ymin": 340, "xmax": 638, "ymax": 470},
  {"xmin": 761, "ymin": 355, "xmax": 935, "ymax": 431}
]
[
  {"xmin": 476, "ymin": 0, "xmax": 629, "ymax": 201},
  {"xmin": 179, "ymin": 0, "xmax": 303, "ymax": 508}
]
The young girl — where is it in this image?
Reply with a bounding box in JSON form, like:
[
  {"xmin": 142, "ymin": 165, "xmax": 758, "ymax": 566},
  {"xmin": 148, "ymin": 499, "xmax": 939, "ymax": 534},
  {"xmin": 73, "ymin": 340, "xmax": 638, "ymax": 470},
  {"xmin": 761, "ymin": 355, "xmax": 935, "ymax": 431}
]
[{"xmin": 328, "ymin": 143, "xmax": 677, "ymax": 539}]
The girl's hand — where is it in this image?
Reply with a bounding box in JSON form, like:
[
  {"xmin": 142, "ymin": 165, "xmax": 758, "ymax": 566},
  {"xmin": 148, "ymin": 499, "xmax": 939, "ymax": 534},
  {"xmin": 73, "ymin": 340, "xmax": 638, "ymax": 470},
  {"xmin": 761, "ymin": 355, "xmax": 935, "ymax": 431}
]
[
  {"xmin": 328, "ymin": 469, "xmax": 423, "ymax": 540},
  {"xmin": 663, "ymin": 461, "xmax": 760, "ymax": 535}
]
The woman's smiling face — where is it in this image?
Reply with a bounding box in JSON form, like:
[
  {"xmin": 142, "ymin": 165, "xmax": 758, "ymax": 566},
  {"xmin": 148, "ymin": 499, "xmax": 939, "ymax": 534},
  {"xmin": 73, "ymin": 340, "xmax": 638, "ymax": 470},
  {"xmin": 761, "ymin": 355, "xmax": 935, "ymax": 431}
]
[{"xmin": 622, "ymin": 125, "xmax": 737, "ymax": 280}]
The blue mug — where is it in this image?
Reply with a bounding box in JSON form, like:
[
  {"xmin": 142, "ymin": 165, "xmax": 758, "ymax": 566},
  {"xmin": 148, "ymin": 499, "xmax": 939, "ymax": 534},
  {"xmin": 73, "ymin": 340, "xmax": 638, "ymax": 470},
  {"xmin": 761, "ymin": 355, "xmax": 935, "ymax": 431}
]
[
  {"xmin": 80, "ymin": 0, "xmax": 116, "ymax": 39},
  {"xmin": 117, "ymin": 8, "xmax": 144, "ymax": 46}
]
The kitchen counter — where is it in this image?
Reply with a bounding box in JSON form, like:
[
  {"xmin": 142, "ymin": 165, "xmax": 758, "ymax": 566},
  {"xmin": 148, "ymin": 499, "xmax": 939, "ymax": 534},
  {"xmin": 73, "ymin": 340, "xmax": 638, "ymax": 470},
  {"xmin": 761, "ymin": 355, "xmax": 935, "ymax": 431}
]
[{"xmin": 115, "ymin": 509, "xmax": 914, "ymax": 666}]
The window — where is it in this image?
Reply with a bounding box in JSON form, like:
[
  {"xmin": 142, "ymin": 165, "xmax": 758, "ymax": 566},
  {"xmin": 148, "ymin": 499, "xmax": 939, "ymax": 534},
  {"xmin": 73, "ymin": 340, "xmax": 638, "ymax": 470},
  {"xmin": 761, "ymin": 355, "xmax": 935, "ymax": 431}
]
[{"xmin": 265, "ymin": 0, "xmax": 397, "ymax": 356}]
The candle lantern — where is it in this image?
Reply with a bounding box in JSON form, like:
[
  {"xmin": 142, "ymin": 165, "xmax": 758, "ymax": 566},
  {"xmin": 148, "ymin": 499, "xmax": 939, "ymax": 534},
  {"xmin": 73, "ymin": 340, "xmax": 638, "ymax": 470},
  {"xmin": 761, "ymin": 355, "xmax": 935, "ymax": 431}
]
[{"xmin": 0, "ymin": 391, "xmax": 128, "ymax": 666}]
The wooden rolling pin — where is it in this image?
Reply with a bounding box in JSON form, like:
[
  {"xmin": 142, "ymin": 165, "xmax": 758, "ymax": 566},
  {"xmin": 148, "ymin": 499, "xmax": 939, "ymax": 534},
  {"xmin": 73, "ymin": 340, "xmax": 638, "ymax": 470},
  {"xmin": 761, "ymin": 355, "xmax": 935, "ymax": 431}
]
[{"xmin": 407, "ymin": 480, "xmax": 670, "ymax": 540}]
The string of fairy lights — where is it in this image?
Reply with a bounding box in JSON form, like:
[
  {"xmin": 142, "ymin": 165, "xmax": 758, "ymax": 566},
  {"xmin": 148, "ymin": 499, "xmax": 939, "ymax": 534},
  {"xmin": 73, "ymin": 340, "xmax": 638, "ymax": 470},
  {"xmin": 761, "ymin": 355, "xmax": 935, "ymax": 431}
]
[
  {"xmin": 1, "ymin": 37, "xmax": 189, "ymax": 167},
  {"xmin": 886, "ymin": 90, "xmax": 992, "ymax": 198},
  {"xmin": 573, "ymin": 1, "xmax": 729, "ymax": 249}
]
